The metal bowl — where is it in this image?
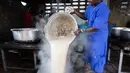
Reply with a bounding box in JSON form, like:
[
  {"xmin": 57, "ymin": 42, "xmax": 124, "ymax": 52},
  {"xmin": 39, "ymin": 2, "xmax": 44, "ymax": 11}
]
[
  {"xmin": 11, "ymin": 28, "xmax": 41, "ymax": 42},
  {"xmin": 120, "ymin": 28, "xmax": 130, "ymax": 41},
  {"xmin": 111, "ymin": 27, "xmax": 127, "ymax": 37}
]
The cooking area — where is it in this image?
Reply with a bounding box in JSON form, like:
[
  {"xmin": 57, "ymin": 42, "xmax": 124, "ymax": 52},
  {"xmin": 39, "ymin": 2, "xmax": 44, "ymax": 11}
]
[{"xmin": 0, "ymin": 0, "xmax": 130, "ymax": 73}]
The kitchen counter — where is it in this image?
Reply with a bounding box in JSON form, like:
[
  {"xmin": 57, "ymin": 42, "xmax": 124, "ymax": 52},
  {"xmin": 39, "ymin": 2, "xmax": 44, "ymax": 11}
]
[
  {"xmin": 0, "ymin": 41, "xmax": 40, "ymax": 72},
  {"xmin": 108, "ymin": 37, "xmax": 130, "ymax": 73},
  {"xmin": 109, "ymin": 37, "xmax": 130, "ymax": 52},
  {"xmin": 0, "ymin": 41, "xmax": 39, "ymax": 50}
]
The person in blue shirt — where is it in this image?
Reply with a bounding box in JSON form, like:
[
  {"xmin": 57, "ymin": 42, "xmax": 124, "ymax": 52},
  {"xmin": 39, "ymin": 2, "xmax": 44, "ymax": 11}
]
[{"xmin": 72, "ymin": 0, "xmax": 110, "ymax": 73}]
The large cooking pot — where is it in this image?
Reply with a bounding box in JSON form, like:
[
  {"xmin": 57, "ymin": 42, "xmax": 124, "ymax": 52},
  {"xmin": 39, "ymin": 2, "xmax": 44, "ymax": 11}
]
[
  {"xmin": 111, "ymin": 27, "xmax": 127, "ymax": 37},
  {"xmin": 11, "ymin": 28, "xmax": 40, "ymax": 42},
  {"xmin": 45, "ymin": 12, "xmax": 77, "ymax": 40},
  {"xmin": 121, "ymin": 28, "xmax": 130, "ymax": 41}
]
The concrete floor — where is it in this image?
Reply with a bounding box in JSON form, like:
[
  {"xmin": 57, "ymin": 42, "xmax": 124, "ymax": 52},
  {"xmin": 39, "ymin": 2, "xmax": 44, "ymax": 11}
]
[
  {"xmin": 0, "ymin": 50, "xmax": 130, "ymax": 73},
  {"xmin": 0, "ymin": 64, "xmax": 117, "ymax": 73}
]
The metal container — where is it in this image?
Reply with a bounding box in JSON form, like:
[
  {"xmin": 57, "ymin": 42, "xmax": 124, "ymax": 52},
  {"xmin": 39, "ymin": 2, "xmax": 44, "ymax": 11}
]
[
  {"xmin": 11, "ymin": 28, "xmax": 40, "ymax": 42},
  {"xmin": 111, "ymin": 27, "xmax": 126, "ymax": 37},
  {"xmin": 121, "ymin": 28, "xmax": 130, "ymax": 41}
]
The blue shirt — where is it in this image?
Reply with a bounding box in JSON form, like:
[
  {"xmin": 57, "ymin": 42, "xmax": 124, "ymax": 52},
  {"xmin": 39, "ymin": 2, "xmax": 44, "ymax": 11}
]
[
  {"xmin": 83, "ymin": 2, "xmax": 110, "ymax": 72},
  {"xmin": 84, "ymin": 2, "xmax": 110, "ymax": 42}
]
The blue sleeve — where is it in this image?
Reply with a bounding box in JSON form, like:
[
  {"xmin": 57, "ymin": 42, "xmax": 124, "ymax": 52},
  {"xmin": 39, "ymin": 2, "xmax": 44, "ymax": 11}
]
[
  {"xmin": 84, "ymin": 9, "xmax": 88, "ymax": 19},
  {"xmin": 92, "ymin": 7, "xmax": 110, "ymax": 30},
  {"xmin": 84, "ymin": 5, "xmax": 91, "ymax": 19}
]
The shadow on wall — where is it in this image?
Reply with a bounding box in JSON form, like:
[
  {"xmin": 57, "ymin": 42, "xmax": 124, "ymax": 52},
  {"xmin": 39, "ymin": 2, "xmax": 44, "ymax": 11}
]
[
  {"xmin": 109, "ymin": 0, "xmax": 130, "ymax": 26},
  {"xmin": 125, "ymin": 21, "xmax": 130, "ymax": 28},
  {"xmin": 109, "ymin": 8, "xmax": 130, "ymax": 27},
  {"xmin": 0, "ymin": 0, "xmax": 25, "ymax": 42}
]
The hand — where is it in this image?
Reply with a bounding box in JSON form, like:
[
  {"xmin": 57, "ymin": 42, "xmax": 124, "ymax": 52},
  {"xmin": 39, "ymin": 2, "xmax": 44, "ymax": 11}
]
[
  {"xmin": 74, "ymin": 29, "xmax": 81, "ymax": 35},
  {"xmin": 70, "ymin": 9, "xmax": 75, "ymax": 14},
  {"xmin": 65, "ymin": 6, "xmax": 74, "ymax": 14},
  {"xmin": 84, "ymin": 64, "xmax": 91, "ymax": 71}
]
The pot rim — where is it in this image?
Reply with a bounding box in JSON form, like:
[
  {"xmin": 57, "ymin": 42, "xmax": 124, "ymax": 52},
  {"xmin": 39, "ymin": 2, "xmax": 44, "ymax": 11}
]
[
  {"xmin": 112, "ymin": 27, "xmax": 127, "ymax": 30},
  {"xmin": 122, "ymin": 28, "xmax": 130, "ymax": 31},
  {"xmin": 11, "ymin": 28, "xmax": 39, "ymax": 31}
]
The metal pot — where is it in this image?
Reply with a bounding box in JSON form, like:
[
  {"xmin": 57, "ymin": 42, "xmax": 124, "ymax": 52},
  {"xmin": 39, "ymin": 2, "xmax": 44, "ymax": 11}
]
[
  {"xmin": 11, "ymin": 28, "xmax": 40, "ymax": 42},
  {"xmin": 121, "ymin": 28, "xmax": 130, "ymax": 41},
  {"xmin": 111, "ymin": 27, "xmax": 126, "ymax": 37}
]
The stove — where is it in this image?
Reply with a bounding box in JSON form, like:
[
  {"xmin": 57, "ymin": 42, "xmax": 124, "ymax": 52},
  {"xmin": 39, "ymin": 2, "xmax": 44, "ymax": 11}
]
[
  {"xmin": 108, "ymin": 37, "xmax": 130, "ymax": 73},
  {"xmin": 0, "ymin": 40, "xmax": 40, "ymax": 71},
  {"xmin": 0, "ymin": 40, "xmax": 41, "ymax": 50},
  {"xmin": 109, "ymin": 36, "xmax": 130, "ymax": 51}
]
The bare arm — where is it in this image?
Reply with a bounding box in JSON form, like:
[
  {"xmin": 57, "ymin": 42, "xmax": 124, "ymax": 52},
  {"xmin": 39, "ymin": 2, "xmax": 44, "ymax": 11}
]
[
  {"xmin": 81, "ymin": 27, "xmax": 98, "ymax": 32},
  {"xmin": 74, "ymin": 9, "xmax": 87, "ymax": 20},
  {"xmin": 74, "ymin": 27, "xmax": 98, "ymax": 35}
]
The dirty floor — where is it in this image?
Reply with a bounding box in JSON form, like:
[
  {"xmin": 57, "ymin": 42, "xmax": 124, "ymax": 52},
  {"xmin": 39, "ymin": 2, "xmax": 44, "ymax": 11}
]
[{"xmin": 0, "ymin": 50, "xmax": 130, "ymax": 73}]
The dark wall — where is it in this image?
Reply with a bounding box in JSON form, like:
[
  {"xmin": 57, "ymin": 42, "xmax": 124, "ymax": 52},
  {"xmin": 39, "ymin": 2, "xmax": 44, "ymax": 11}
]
[
  {"xmin": 0, "ymin": 0, "xmax": 25, "ymax": 42},
  {"xmin": 109, "ymin": 0, "xmax": 130, "ymax": 26}
]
